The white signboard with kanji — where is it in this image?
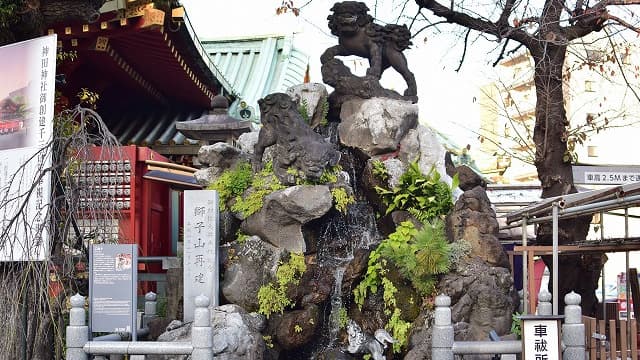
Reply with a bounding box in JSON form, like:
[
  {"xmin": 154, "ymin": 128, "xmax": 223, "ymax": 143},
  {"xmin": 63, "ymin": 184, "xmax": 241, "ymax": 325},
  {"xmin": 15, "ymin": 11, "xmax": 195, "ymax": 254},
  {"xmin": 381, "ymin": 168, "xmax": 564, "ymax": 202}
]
[
  {"xmin": 522, "ymin": 317, "xmax": 562, "ymax": 360},
  {"xmin": 183, "ymin": 190, "xmax": 219, "ymax": 321},
  {"xmin": 0, "ymin": 35, "xmax": 56, "ymax": 261}
]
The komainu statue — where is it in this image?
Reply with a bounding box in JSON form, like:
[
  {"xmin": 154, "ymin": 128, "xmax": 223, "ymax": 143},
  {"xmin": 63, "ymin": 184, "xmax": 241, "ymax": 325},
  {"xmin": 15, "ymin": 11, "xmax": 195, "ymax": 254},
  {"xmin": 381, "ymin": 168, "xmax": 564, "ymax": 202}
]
[
  {"xmin": 320, "ymin": 1, "xmax": 417, "ymax": 102},
  {"xmin": 345, "ymin": 320, "xmax": 397, "ymax": 360},
  {"xmin": 252, "ymin": 93, "xmax": 341, "ymax": 185}
]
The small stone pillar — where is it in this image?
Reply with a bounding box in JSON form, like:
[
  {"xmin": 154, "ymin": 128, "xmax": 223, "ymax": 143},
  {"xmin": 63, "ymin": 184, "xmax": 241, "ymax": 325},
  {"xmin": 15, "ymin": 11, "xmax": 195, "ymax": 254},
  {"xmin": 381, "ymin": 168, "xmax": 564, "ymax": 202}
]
[
  {"xmin": 66, "ymin": 294, "xmax": 88, "ymax": 360},
  {"xmin": 191, "ymin": 295, "xmax": 213, "ymax": 360},
  {"xmin": 143, "ymin": 292, "xmax": 157, "ymax": 328},
  {"xmin": 537, "ymin": 289, "xmax": 552, "ymax": 316},
  {"xmin": 562, "ymin": 292, "xmax": 585, "ymax": 360},
  {"xmin": 432, "ymin": 294, "xmax": 454, "ymax": 360}
]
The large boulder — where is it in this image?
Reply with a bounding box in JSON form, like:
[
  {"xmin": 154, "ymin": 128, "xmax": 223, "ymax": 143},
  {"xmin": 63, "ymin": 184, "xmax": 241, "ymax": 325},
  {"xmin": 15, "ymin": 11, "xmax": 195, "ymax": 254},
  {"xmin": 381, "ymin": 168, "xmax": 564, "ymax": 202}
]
[
  {"xmin": 399, "ymin": 124, "xmax": 447, "ymax": 181},
  {"xmin": 193, "ymin": 143, "xmax": 250, "ymax": 186},
  {"xmin": 150, "ymin": 304, "xmax": 266, "ymax": 360},
  {"xmin": 446, "ymin": 186, "xmax": 510, "ymax": 268},
  {"xmin": 274, "ymin": 305, "xmax": 320, "ymax": 350},
  {"xmin": 405, "ymin": 257, "xmax": 517, "ymax": 360},
  {"xmin": 222, "ymin": 236, "xmax": 287, "ymax": 311},
  {"xmin": 286, "ymin": 83, "xmax": 329, "ymax": 128},
  {"xmin": 338, "ymin": 98, "xmax": 418, "ymax": 156},
  {"xmin": 241, "ymin": 185, "xmax": 333, "ymax": 253},
  {"xmin": 441, "ymin": 257, "xmax": 518, "ymax": 340}
]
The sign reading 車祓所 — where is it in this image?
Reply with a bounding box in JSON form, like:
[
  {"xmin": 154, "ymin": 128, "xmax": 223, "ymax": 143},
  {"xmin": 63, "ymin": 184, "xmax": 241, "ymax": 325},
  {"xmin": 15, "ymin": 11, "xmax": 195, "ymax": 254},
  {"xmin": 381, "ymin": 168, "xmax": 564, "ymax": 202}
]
[{"xmin": 0, "ymin": 35, "xmax": 56, "ymax": 261}]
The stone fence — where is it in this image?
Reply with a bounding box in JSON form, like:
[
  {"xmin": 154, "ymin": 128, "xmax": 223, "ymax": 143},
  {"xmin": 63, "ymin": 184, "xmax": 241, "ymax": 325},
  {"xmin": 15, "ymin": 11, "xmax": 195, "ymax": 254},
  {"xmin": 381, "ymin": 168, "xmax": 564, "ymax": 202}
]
[
  {"xmin": 66, "ymin": 293, "xmax": 213, "ymax": 360},
  {"xmin": 432, "ymin": 290, "xmax": 586, "ymax": 360}
]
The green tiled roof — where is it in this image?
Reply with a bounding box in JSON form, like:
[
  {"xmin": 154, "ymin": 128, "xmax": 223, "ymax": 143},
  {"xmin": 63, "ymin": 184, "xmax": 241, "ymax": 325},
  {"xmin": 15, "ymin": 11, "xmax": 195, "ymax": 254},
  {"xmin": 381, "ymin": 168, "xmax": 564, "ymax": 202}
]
[{"xmin": 202, "ymin": 35, "xmax": 309, "ymax": 123}]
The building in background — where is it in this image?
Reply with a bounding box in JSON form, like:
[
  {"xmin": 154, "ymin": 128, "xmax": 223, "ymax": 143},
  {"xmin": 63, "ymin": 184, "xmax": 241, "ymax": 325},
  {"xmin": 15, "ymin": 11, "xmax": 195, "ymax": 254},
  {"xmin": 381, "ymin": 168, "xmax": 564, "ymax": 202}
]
[
  {"xmin": 202, "ymin": 34, "xmax": 309, "ymax": 124},
  {"xmin": 477, "ymin": 36, "xmax": 640, "ymax": 183}
]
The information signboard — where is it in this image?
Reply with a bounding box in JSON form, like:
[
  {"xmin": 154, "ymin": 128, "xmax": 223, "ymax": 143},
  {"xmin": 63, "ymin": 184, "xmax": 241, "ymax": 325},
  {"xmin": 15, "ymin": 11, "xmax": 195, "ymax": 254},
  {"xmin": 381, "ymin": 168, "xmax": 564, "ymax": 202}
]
[
  {"xmin": 89, "ymin": 243, "xmax": 137, "ymax": 337},
  {"xmin": 183, "ymin": 190, "xmax": 219, "ymax": 322},
  {"xmin": 0, "ymin": 35, "xmax": 56, "ymax": 261},
  {"xmin": 573, "ymin": 165, "xmax": 640, "ymax": 185}
]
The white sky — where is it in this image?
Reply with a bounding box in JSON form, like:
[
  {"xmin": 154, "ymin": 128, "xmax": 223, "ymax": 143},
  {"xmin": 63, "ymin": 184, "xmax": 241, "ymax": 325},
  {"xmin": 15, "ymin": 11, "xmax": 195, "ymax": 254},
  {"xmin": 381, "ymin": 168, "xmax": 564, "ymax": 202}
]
[{"xmin": 180, "ymin": 0, "xmax": 501, "ymax": 149}]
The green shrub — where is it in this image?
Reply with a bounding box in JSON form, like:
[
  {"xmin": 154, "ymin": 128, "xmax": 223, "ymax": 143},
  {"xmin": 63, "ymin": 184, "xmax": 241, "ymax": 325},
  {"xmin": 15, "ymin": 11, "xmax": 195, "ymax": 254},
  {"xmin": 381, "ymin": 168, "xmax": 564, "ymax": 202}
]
[
  {"xmin": 331, "ymin": 187, "xmax": 355, "ymax": 213},
  {"xmin": 258, "ymin": 253, "xmax": 306, "ymax": 318},
  {"xmin": 207, "ymin": 162, "xmax": 253, "ymax": 210},
  {"xmin": 375, "ymin": 161, "xmax": 457, "ymax": 222},
  {"xmin": 353, "ymin": 219, "xmax": 452, "ymax": 353},
  {"xmin": 230, "ymin": 161, "xmax": 285, "ymax": 218},
  {"xmin": 371, "ymin": 159, "xmax": 389, "ymax": 182}
]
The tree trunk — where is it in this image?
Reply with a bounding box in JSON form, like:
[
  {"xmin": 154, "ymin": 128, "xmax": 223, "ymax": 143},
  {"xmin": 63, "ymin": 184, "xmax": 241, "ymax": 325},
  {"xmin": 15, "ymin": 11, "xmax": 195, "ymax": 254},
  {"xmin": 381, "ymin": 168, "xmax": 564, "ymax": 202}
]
[{"xmin": 531, "ymin": 44, "xmax": 603, "ymax": 316}]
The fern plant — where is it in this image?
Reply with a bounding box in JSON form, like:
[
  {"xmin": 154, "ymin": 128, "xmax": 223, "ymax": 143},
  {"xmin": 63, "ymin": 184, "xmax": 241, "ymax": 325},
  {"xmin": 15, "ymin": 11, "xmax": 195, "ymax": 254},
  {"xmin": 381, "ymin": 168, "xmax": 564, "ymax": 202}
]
[{"xmin": 375, "ymin": 161, "xmax": 457, "ymax": 222}]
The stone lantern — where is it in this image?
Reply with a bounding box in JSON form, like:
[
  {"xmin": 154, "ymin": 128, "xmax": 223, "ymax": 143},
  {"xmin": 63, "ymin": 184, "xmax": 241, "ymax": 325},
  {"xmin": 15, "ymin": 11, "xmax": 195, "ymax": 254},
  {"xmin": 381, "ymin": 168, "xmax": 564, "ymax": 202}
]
[{"xmin": 175, "ymin": 95, "xmax": 252, "ymax": 145}]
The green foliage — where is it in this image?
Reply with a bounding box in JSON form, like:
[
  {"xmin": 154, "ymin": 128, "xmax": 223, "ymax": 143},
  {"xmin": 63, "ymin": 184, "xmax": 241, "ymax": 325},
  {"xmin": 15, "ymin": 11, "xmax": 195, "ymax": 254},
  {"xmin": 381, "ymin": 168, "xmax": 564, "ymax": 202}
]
[
  {"xmin": 207, "ymin": 162, "xmax": 253, "ymax": 210},
  {"xmin": 292, "ymin": 164, "xmax": 342, "ymax": 185},
  {"xmin": 337, "ymin": 307, "xmax": 349, "ymax": 329},
  {"xmin": 375, "ymin": 161, "xmax": 456, "ymax": 222},
  {"xmin": 353, "ymin": 249, "xmax": 386, "ymax": 309},
  {"xmin": 386, "ymin": 308, "xmax": 412, "ymax": 353},
  {"xmin": 294, "ymin": 324, "xmax": 303, "ymax": 333},
  {"xmin": 353, "ymin": 220, "xmax": 451, "ymax": 353},
  {"xmin": 318, "ymin": 97, "xmax": 329, "ymax": 126},
  {"xmin": 298, "ymin": 98, "xmax": 310, "ymax": 124},
  {"xmin": 258, "ymin": 253, "xmax": 306, "ymax": 318},
  {"xmin": 235, "ymin": 230, "xmax": 250, "ymax": 244},
  {"xmin": 378, "ymin": 220, "xmax": 450, "ymax": 295},
  {"xmin": 297, "ymin": 97, "xmax": 329, "ymax": 127},
  {"xmin": 209, "ymin": 161, "xmax": 284, "ymax": 217},
  {"xmin": 263, "ymin": 335, "xmax": 274, "ymax": 348},
  {"xmin": 331, "ymin": 187, "xmax": 355, "ymax": 213},
  {"xmin": 0, "ymin": 1, "xmax": 17, "ymax": 32},
  {"xmin": 371, "ymin": 159, "xmax": 389, "ymax": 182},
  {"xmin": 511, "ymin": 312, "xmax": 522, "ymax": 338}
]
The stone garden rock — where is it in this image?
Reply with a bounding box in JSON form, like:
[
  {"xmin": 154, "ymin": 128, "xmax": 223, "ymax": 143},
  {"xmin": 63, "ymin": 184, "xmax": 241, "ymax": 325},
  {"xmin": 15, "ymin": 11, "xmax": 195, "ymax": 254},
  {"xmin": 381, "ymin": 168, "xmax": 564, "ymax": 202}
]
[
  {"xmin": 150, "ymin": 304, "xmax": 266, "ymax": 360},
  {"xmin": 241, "ymin": 185, "xmax": 333, "ymax": 253},
  {"xmin": 222, "ymin": 236, "xmax": 287, "ymax": 311},
  {"xmin": 338, "ymin": 98, "xmax": 418, "ymax": 156},
  {"xmin": 237, "ymin": 131, "xmax": 259, "ymax": 155},
  {"xmin": 286, "ymin": 83, "xmax": 329, "ymax": 128},
  {"xmin": 399, "ymin": 124, "xmax": 447, "ymax": 182},
  {"xmin": 446, "ymin": 186, "xmax": 510, "ymax": 268},
  {"xmin": 274, "ymin": 305, "xmax": 320, "ymax": 350}
]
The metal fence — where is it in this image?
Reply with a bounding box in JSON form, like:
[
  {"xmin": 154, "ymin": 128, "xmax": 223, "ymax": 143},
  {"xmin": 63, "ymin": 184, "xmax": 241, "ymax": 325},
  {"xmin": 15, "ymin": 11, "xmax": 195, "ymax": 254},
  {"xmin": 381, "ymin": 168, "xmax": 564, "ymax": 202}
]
[
  {"xmin": 432, "ymin": 291, "xmax": 586, "ymax": 360},
  {"xmin": 66, "ymin": 293, "xmax": 213, "ymax": 360}
]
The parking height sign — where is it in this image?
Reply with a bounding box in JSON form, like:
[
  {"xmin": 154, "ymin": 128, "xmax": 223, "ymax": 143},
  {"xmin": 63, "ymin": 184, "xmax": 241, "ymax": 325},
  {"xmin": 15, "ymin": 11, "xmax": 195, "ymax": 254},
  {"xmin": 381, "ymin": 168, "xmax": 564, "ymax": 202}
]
[
  {"xmin": 183, "ymin": 190, "xmax": 219, "ymax": 322},
  {"xmin": 0, "ymin": 35, "xmax": 56, "ymax": 261}
]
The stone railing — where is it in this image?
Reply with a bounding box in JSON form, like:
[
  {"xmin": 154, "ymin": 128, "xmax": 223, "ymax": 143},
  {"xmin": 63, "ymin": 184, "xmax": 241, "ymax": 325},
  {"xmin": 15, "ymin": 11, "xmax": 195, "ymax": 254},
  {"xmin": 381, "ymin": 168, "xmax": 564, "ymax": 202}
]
[
  {"xmin": 432, "ymin": 290, "xmax": 586, "ymax": 360},
  {"xmin": 66, "ymin": 293, "xmax": 213, "ymax": 360}
]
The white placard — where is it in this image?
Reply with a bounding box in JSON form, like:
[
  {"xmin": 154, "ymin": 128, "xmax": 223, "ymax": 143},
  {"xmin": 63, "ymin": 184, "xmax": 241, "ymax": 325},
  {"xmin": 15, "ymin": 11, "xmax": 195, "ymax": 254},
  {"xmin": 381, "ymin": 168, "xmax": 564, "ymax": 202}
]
[
  {"xmin": 522, "ymin": 318, "xmax": 561, "ymax": 360},
  {"xmin": 183, "ymin": 190, "xmax": 219, "ymax": 321},
  {"xmin": 0, "ymin": 35, "xmax": 56, "ymax": 261}
]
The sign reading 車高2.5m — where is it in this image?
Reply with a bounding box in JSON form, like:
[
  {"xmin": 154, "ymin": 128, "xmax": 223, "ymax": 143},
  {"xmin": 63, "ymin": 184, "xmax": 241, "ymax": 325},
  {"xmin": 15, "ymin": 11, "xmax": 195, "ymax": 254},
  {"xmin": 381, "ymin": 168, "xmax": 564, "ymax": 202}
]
[{"xmin": 0, "ymin": 35, "xmax": 56, "ymax": 261}]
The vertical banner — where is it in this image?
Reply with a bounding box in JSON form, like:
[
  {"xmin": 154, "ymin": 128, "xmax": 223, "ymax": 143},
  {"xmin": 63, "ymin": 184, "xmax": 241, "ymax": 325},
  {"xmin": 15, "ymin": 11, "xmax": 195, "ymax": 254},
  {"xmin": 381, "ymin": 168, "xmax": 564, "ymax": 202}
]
[
  {"xmin": 183, "ymin": 190, "xmax": 219, "ymax": 321},
  {"xmin": 89, "ymin": 244, "xmax": 137, "ymax": 338},
  {"xmin": 0, "ymin": 35, "xmax": 56, "ymax": 261}
]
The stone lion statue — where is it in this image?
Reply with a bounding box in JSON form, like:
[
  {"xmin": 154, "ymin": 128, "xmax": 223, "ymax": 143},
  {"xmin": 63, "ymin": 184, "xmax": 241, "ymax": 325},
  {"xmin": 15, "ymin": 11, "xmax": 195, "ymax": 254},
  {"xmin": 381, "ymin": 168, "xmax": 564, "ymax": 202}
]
[
  {"xmin": 345, "ymin": 320, "xmax": 397, "ymax": 360},
  {"xmin": 252, "ymin": 93, "xmax": 341, "ymax": 185},
  {"xmin": 320, "ymin": 1, "xmax": 417, "ymax": 101}
]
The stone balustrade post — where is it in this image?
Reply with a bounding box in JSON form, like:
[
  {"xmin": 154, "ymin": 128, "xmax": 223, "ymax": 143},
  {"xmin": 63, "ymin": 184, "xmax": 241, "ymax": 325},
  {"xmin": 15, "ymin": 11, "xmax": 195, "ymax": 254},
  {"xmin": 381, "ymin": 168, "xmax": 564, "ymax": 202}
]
[
  {"xmin": 143, "ymin": 291, "xmax": 158, "ymax": 328},
  {"xmin": 66, "ymin": 294, "xmax": 88, "ymax": 360},
  {"xmin": 432, "ymin": 294, "xmax": 454, "ymax": 360},
  {"xmin": 191, "ymin": 294, "xmax": 213, "ymax": 360},
  {"xmin": 562, "ymin": 292, "xmax": 585, "ymax": 360},
  {"xmin": 537, "ymin": 289, "xmax": 552, "ymax": 316},
  {"xmin": 518, "ymin": 289, "xmax": 524, "ymax": 313}
]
